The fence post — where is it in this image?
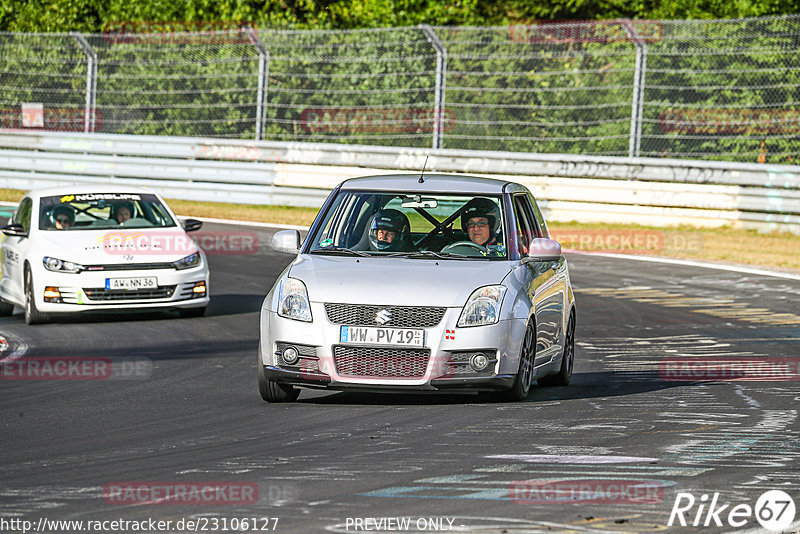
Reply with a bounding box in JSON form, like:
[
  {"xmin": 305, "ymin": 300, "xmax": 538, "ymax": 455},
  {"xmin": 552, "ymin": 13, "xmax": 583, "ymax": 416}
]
[
  {"xmin": 71, "ymin": 32, "xmax": 97, "ymax": 133},
  {"xmin": 622, "ymin": 20, "xmax": 647, "ymax": 158},
  {"xmin": 248, "ymin": 29, "xmax": 270, "ymax": 141},
  {"xmin": 420, "ymin": 25, "xmax": 447, "ymax": 150}
]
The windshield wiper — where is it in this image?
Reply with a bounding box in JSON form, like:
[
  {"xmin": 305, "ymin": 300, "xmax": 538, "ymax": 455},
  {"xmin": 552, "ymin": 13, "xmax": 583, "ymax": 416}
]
[
  {"xmin": 391, "ymin": 250, "xmax": 471, "ymax": 260},
  {"xmin": 312, "ymin": 247, "xmax": 370, "ymax": 257}
]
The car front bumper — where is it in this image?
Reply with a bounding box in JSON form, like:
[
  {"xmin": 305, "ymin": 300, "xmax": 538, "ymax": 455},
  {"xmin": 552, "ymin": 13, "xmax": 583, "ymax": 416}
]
[
  {"xmin": 32, "ymin": 264, "xmax": 209, "ymax": 313},
  {"xmin": 260, "ymin": 302, "xmax": 525, "ymax": 392},
  {"xmin": 262, "ymin": 365, "xmax": 515, "ymax": 392}
]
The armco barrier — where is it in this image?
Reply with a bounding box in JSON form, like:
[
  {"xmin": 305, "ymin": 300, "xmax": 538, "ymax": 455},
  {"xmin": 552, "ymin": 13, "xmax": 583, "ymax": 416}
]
[{"xmin": 1, "ymin": 131, "xmax": 799, "ymax": 233}]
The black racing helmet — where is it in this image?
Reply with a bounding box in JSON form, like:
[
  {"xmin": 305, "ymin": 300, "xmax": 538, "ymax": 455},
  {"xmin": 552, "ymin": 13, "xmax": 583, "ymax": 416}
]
[
  {"xmin": 368, "ymin": 209, "xmax": 410, "ymax": 251},
  {"xmin": 460, "ymin": 197, "xmax": 501, "ymax": 235},
  {"xmin": 50, "ymin": 204, "xmax": 75, "ymax": 227}
]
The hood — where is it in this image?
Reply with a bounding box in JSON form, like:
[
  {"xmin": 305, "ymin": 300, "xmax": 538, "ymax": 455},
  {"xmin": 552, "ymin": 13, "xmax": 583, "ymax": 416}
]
[
  {"xmin": 289, "ymin": 255, "xmax": 513, "ymax": 307},
  {"xmin": 37, "ymin": 228, "xmax": 199, "ymax": 265}
]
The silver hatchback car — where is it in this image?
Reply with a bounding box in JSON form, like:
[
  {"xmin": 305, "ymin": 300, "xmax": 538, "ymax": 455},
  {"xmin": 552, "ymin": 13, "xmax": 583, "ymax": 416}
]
[{"xmin": 258, "ymin": 174, "xmax": 576, "ymax": 402}]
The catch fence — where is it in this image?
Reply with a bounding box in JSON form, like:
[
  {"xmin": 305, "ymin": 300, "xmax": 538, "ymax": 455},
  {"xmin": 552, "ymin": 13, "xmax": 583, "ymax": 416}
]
[{"xmin": 1, "ymin": 15, "xmax": 799, "ymax": 162}]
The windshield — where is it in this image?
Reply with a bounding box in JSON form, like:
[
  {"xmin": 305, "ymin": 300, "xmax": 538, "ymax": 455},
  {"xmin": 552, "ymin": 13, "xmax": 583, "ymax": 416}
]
[
  {"xmin": 308, "ymin": 191, "xmax": 507, "ymax": 259},
  {"xmin": 39, "ymin": 193, "xmax": 176, "ymax": 231}
]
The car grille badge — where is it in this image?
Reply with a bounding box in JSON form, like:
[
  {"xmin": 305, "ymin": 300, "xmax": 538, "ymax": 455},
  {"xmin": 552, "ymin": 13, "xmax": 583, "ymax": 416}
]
[{"xmin": 375, "ymin": 309, "xmax": 392, "ymax": 325}]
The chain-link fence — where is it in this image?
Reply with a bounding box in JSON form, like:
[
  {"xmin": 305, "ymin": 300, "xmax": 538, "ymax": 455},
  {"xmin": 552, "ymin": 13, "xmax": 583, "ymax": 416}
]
[{"xmin": 1, "ymin": 15, "xmax": 799, "ymax": 163}]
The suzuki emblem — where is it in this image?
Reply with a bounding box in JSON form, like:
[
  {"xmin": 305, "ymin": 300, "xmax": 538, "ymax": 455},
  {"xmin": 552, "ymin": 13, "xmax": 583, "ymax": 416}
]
[{"xmin": 375, "ymin": 309, "xmax": 392, "ymax": 325}]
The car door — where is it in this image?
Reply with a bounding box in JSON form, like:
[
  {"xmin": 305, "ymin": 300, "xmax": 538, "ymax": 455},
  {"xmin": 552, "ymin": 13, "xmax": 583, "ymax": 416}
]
[
  {"xmin": 0, "ymin": 197, "xmax": 33, "ymax": 303},
  {"xmin": 512, "ymin": 193, "xmax": 565, "ymax": 367}
]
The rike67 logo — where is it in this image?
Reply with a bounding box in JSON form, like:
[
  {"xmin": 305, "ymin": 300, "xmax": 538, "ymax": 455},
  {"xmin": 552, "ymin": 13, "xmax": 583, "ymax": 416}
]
[{"xmin": 668, "ymin": 490, "xmax": 796, "ymax": 531}]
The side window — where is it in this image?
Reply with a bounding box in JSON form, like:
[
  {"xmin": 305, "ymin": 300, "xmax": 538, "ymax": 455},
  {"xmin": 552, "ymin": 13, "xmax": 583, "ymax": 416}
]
[
  {"xmin": 12, "ymin": 198, "xmax": 33, "ymax": 232},
  {"xmin": 527, "ymin": 193, "xmax": 549, "ymax": 238},
  {"xmin": 513, "ymin": 194, "xmax": 537, "ymax": 256}
]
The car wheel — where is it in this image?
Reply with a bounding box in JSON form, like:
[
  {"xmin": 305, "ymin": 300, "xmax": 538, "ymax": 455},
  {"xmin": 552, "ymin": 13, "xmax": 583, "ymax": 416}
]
[
  {"xmin": 24, "ymin": 269, "xmax": 49, "ymax": 325},
  {"xmin": 179, "ymin": 306, "xmax": 206, "ymax": 318},
  {"xmin": 539, "ymin": 312, "xmax": 575, "ymax": 387},
  {"xmin": 0, "ymin": 300, "xmax": 14, "ymax": 316},
  {"xmin": 257, "ymin": 354, "xmax": 300, "ymax": 402},
  {"xmin": 500, "ymin": 321, "xmax": 536, "ymax": 402}
]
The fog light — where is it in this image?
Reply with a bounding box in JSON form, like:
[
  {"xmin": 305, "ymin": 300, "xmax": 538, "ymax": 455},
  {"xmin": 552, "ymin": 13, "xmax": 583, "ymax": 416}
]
[
  {"xmin": 469, "ymin": 352, "xmax": 490, "ymax": 372},
  {"xmin": 44, "ymin": 286, "xmax": 62, "ymax": 303},
  {"xmin": 192, "ymin": 281, "xmax": 206, "ymax": 296},
  {"xmin": 282, "ymin": 346, "xmax": 300, "ymax": 365}
]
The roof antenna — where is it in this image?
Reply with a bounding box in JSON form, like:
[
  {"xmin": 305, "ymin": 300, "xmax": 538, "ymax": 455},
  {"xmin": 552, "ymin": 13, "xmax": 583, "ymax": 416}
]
[{"xmin": 418, "ymin": 155, "xmax": 429, "ymax": 183}]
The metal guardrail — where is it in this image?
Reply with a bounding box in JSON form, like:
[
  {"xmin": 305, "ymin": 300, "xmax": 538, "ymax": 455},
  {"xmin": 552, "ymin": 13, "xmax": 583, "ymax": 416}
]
[{"xmin": 1, "ymin": 131, "xmax": 799, "ymax": 233}]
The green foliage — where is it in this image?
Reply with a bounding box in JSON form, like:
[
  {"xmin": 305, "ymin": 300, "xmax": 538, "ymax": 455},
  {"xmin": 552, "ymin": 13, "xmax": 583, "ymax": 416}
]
[{"xmin": 2, "ymin": 0, "xmax": 800, "ymax": 32}]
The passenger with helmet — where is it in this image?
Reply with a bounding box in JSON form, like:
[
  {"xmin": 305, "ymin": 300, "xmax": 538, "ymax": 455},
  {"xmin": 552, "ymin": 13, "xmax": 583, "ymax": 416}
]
[
  {"xmin": 368, "ymin": 209, "xmax": 412, "ymax": 252},
  {"xmin": 51, "ymin": 205, "xmax": 75, "ymax": 230},
  {"xmin": 461, "ymin": 197, "xmax": 502, "ymax": 248},
  {"xmin": 112, "ymin": 201, "xmax": 135, "ymax": 224}
]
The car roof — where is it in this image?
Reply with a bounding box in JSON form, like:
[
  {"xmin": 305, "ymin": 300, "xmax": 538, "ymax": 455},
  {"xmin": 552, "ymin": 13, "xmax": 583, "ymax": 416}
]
[
  {"xmin": 340, "ymin": 173, "xmax": 521, "ymax": 194},
  {"xmin": 25, "ymin": 184, "xmax": 158, "ymax": 199}
]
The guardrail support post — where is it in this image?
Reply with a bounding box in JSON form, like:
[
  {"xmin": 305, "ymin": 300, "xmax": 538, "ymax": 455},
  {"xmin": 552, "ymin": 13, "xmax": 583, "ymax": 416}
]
[
  {"xmin": 71, "ymin": 32, "xmax": 97, "ymax": 133},
  {"xmin": 248, "ymin": 29, "xmax": 270, "ymax": 141},
  {"xmin": 421, "ymin": 25, "xmax": 447, "ymax": 150},
  {"xmin": 623, "ymin": 20, "xmax": 647, "ymax": 158}
]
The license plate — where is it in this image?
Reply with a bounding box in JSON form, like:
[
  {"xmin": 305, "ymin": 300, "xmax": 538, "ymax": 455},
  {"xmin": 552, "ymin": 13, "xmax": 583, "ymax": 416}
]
[
  {"xmin": 340, "ymin": 326, "xmax": 424, "ymax": 347},
  {"xmin": 105, "ymin": 277, "xmax": 157, "ymax": 290}
]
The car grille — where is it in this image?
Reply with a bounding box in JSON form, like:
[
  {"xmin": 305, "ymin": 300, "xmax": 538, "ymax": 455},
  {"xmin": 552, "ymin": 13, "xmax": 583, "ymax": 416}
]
[
  {"xmin": 83, "ymin": 285, "xmax": 176, "ymax": 301},
  {"xmin": 84, "ymin": 262, "xmax": 176, "ymax": 271},
  {"xmin": 325, "ymin": 303, "xmax": 446, "ymax": 328},
  {"xmin": 333, "ymin": 345, "xmax": 430, "ymax": 378}
]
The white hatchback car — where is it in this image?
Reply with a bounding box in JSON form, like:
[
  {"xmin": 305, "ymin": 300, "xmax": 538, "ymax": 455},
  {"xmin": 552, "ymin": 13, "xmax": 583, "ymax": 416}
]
[{"xmin": 0, "ymin": 186, "xmax": 209, "ymax": 324}]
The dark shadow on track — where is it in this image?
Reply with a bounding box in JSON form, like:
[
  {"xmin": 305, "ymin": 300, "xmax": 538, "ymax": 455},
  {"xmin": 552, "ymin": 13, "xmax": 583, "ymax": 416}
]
[{"xmin": 290, "ymin": 371, "xmax": 705, "ymax": 406}]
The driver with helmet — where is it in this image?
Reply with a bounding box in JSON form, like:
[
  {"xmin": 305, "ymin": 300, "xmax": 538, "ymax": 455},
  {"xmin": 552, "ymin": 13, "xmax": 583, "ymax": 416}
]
[
  {"xmin": 461, "ymin": 197, "xmax": 503, "ymax": 253},
  {"xmin": 368, "ymin": 209, "xmax": 412, "ymax": 252},
  {"xmin": 51, "ymin": 204, "xmax": 76, "ymax": 230}
]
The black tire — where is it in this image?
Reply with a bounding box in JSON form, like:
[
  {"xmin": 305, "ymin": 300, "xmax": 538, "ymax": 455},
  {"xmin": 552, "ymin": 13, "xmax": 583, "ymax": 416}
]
[
  {"xmin": 539, "ymin": 312, "xmax": 575, "ymax": 387},
  {"xmin": 0, "ymin": 300, "xmax": 14, "ymax": 316},
  {"xmin": 257, "ymin": 354, "xmax": 300, "ymax": 402},
  {"xmin": 24, "ymin": 268, "xmax": 49, "ymax": 325},
  {"xmin": 179, "ymin": 306, "xmax": 206, "ymax": 318},
  {"xmin": 499, "ymin": 321, "xmax": 536, "ymax": 402}
]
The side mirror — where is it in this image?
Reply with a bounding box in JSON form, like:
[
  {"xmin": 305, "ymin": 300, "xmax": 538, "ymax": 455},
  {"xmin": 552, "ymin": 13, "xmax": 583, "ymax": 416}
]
[
  {"xmin": 272, "ymin": 230, "xmax": 301, "ymax": 255},
  {"xmin": 522, "ymin": 238, "xmax": 562, "ymax": 263},
  {"xmin": 2, "ymin": 224, "xmax": 27, "ymax": 237},
  {"xmin": 181, "ymin": 219, "xmax": 203, "ymax": 232}
]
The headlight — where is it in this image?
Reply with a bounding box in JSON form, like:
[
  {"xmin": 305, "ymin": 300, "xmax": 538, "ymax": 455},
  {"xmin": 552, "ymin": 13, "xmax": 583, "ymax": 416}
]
[
  {"xmin": 42, "ymin": 256, "xmax": 84, "ymax": 274},
  {"xmin": 457, "ymin": 285, "xmax": 507, "ymax": 327},
  {"xmin": 173, "ymin": 252, "xmax": 201, "ymax": 270},
  {"xmin": 277, "ymin": 277, "xmax": 312, "ymax": 322}
]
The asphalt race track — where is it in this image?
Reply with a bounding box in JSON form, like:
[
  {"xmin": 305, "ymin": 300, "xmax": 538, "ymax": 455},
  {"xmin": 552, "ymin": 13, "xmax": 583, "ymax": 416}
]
[{"xmin": 1, "ymin": 221, "xmax": 799, "ymax": 534}]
